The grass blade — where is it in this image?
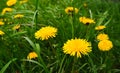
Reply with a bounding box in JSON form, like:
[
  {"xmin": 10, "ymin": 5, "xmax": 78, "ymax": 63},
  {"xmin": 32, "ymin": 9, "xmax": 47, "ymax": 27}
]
[
  {"xmin": 0, "ymin": 58, "xmax": 17, "ymax": 73},
  {"xmin": 24, "ymin": 37, "xmax": 36, "ymax": 50},
  {"xmin": 21, "ymin": 59, "xmax": 43, "ymax": 67}
]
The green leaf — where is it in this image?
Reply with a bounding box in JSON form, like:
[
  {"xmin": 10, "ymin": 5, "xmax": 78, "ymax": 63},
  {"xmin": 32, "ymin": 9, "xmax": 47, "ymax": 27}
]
[
  {"xmin": 24, "ymin": 37, "xmax": 36, "ymax": 50},
  {"xmin": 104, "ymin": 18, "xmax": 112, "ymax": 26},
  {"xmin": 112, "ymin": 69, "xmax": 120, "ymax": 72},
  {"xmin": 0, "ymin": 58, "xmax": 17, "ymax": 73},
  {"xmin": 21, "ymin": 59, "xmax": 43, "ymax": 68},
  {"xmin": 11, "ymin": 31, "xmax": 27, "ymax": 37},
  {"xmin": 78, "ymin": 63, "xmax": 88, "ymax": 71},
  {"xmin": 35, "ymin": 43, "xmax": 41, "ymax": 54},
  {"xmin": 97, "ymin": 11, "xmax": 108, "ymax": 26}
]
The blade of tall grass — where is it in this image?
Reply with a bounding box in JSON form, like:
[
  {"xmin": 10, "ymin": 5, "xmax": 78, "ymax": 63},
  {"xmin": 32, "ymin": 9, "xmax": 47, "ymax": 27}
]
[
  {"xmin": 78, "ymin": 63, "xmax": 88, "ymax": 71},
  {"xmin": 21, "ymin": 59, "xmax": 43, "ymax": 67},
  {"xmin": 24, "ymin": 37, "xmax": 49, "ymax": 73},
  {"xmin": 35, "ymin": 0, "xmax": 39, "ymax": 30},
  {"xmin": 111, "ymin": 69, "xmax": 120, "ymax": 73},
  {"xmin": 96, "ymin": 10, "xmax": 108, "ymax": 26},
  {"xmin": 11, "ymin": 31, "xmax": 27, "ymax": 37},
  {"xmin": 35, "ymin": 43, "xmax": 49, "ymax": 73},
  {"xmin": 104, "ymin": 18, "xmax": 112, "ymax": 26},
  {"xmin": 88, "ymin": 55, "xmax": 97, "ymax": 73},
  {"xmin": 24, "ymin": 37, "xmax": 36, "ymax": 50},
  {"xmin": 0, "ymin": 58, "xmax": 17, "ymax": 73},
  {"xmin": 58, "ymin": 55, "xmax": 66, "ymax": 73}
]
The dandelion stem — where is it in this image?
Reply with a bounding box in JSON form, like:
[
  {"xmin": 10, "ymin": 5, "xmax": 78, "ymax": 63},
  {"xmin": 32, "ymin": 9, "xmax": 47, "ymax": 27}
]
[
  {"xmin": 85, "ymin": 25, "xmax": 90, "ymax": 39},
  {"xmin": 48, "ymin": 40, "xmax": 56, "ymax": 55},
  {"xmin": 58, "ymin": 55, "xmax": 66, "ymax": 73},
  {"xmin": 70, "ymin": 16, "xmax": 74, "ymax": 38},
  {"xmin": 71, "ymin": 56, "xmax": 77, "ymax": 73},
  {"xmin": 70, "ymin": 1, "xmax": 76, "ymax": 38},
  {"xmin": 35, "ymin": 0, "xmax": 39, "ymax": 30}
]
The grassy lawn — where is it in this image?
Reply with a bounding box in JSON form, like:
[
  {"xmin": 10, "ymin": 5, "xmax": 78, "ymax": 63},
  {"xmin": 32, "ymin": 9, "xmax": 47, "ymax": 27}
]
[{"xmin": 0, "ymin": 0, "xmax": 120, "ymax": 73}]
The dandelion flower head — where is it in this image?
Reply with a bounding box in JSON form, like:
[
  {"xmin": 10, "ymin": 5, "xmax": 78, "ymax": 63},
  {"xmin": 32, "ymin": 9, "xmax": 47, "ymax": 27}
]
[
  {"xmin": 14, "ymin": 14, "xmax": 24, "ymax": 19},
  {"xmin": 83, "ymin": 3, "xmax": 87, "ymax": 7},
  {"xmin": 20, "ymin": 0, "xmax": 28, "ymax": 4},
  {"xmin": 0, "ymin": 30, "xmax": 5, "ymax": 36},
  {"xmin": 97, "ymin": 33, "xmax": 109, "ymax": 41},
  {"xmin": 27, "ymin": 52, "xmax": 38, "ymax": 60},
  {"xmin": 63, "ymin": 38, "xmax": 92, "ymax": 58},
  {"xmin": 95, "ymin": 25, "xmax": 106, "ymax": 30},
  {"xmin": 98, "ymin": 40, "xmax": 113, "ymax": 51},
  {"xmin": 0, "ymin": 21, "xmax": 4, "ymax": 26},
  {"xmin": 1, "ymin": 8, "xmax": 13, "ymax": 15},
  {"xmin": 79, "ymin": 16, "xmax": 95, "ymax": 24},
  {"xmin": 0, "ymin": 19, "xmax": 4, "ymax": 21},
  {"xmin": 12, "ymin": 24, "xmax": 20, "ymax": 30},
  {"xmin": 65, "ymin": 7, "xmax": 78, "ymax": 14},
  {"xmin": 35, "ymin": 26, "xmax": 57, "ymax": 40},
  {"xmin": 6, "ymin": 0, "xmax": 17, "ymax": 6}
]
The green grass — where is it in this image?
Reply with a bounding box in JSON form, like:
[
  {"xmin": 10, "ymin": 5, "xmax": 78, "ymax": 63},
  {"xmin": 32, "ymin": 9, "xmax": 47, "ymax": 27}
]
[{"xmin": 0, "ymin": 0, "xmax": 120, "ymax": 73}]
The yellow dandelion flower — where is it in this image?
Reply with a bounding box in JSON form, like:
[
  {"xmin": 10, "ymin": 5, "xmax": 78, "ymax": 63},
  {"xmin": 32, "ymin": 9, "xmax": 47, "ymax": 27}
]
[
  {"xmin": 12, "ymin": 24, "xmax": 20, "ymax": 30},
  {"xmin": 6, "ymin": 0, "xmax": 17, "ymax": 6},
  {"xmin": 0, "ymin": 19, "xmax": 3, "ymax": 21},
  {"xmin": 97, "ymin": 33, "xmax": 109, "ymax": 41},
  {"xmin": 79, "ymin": 16, "xmax": 95, "ymax": 24},
  {"xmin": 65, "ymin": 7, "xmax": 78, "ymax": 14},
  {"xmin": 98, "ymin": 40, "xmax": 113, "ymax": 51},
  {"xmin": 1, "ymin": 8, "xmax": 13, "ymax": 15},
  {"xmin": 20, "ymin": 0, "xmax": 28, "ymax": 4},
  {"xmin": 27, "ymin": 52, "xmax": 38, "ymax": 60},
  {"xmin": 95, "ymin": 25, "xmax": 106, "ymax": 30},
  {"xmin": 14, "ymin": 14, "xmax": 24, "ymax": 19},
  {"xmin": 83, "ymin": 3, "xmax": 87, "ymax": 7},
  {"xmin": 35, "ymin": 26, "xmax": 57, "ymax": 40},
  {"xmin": 0, "ymin": 21, "xmax": 4, "ymax": 26},
  {"xmin": 0, "ymin": 30, "xmax": 5, "ymax": 36},
  {"xmin": 63, "ymin": 38, "xmax": 92, "ymax": 58}
]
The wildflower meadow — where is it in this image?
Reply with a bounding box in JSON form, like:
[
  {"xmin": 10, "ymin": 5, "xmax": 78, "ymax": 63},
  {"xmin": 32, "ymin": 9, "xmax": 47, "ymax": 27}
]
[{"xmin": 0, "ymin": 0, "xmax": 120, "ymax": 73}]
